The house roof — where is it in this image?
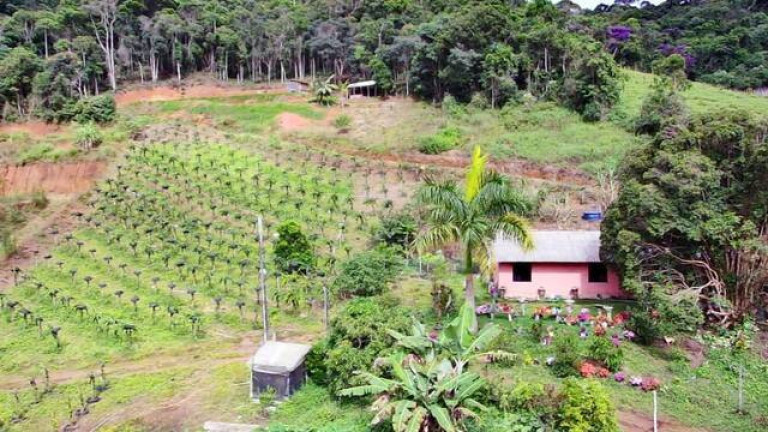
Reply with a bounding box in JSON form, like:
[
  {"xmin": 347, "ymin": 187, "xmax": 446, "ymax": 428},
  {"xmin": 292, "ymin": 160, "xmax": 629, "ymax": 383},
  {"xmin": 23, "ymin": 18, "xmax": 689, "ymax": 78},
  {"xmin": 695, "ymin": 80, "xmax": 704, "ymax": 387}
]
[
  {"xmin": 348, "ymin": 80, "xmax": 376, "ymax": 88},
  {"xmin": 251, "ymin": 341, "xmax": 311, "ymax": 374},
  {"xmin": 494, "ymin": 230, "xmax": 602, "ymax": 263}
]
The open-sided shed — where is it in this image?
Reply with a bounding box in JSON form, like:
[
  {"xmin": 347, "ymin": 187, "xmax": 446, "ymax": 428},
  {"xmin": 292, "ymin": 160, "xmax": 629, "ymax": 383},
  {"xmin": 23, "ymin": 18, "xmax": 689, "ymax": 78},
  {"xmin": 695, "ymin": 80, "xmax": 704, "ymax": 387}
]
[
  {"xmin": 347, "ymin": 80, "xmax": 377, "ymax": 98},
  {"xmin": 250, "ymin": 341, "xmax": 311, "ymax": 400}
]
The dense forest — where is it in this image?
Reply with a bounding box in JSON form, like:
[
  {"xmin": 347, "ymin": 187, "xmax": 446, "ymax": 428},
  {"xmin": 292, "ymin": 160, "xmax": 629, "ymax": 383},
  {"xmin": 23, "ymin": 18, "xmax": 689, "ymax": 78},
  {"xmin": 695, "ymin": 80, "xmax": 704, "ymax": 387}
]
[
  {"xmin": 0, "ymin": 0, "xmax": 766, "ymax": 123},
  {"xmin": 593, "ymin": 0, "xmax": 768, "ymax": 90}
]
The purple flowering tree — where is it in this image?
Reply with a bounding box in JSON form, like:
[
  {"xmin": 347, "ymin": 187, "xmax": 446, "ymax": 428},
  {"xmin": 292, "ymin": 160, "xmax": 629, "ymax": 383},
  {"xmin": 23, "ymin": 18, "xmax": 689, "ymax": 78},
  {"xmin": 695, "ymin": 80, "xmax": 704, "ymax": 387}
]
[
  {"xmin": 606, "ymin": 25, "xmax": 632, "ymax": 55},
  {"xmin": 607, "ymin": 25, "xmax": 632, "ymax": 42}
]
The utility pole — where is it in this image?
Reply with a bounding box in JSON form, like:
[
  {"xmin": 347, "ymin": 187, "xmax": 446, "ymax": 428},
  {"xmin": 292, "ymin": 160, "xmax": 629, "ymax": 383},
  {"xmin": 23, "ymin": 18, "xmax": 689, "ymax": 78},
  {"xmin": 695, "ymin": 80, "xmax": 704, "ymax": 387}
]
[
  {"xmin": 258, "ymin": 216, "xmax": 269, "ymax": 342},
  {"xmin": 738, "ymin": 365, "xmax": 744, "ymax": 413},
  {"xmin": 653, "ymin": 390, "xmax": 658, "ymax": 432}
]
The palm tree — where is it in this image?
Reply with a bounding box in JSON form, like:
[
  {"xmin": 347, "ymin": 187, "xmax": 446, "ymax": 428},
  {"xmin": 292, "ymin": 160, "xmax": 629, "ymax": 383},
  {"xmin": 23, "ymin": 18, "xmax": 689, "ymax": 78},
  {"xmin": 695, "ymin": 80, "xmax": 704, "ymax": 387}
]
[
  {"xmin": 415, "ymin": 146, "xmax": 532, "ymax": 324},
  {"xmin": 50, "ymin": 326, "xmax": 62, "ymax": 349}
]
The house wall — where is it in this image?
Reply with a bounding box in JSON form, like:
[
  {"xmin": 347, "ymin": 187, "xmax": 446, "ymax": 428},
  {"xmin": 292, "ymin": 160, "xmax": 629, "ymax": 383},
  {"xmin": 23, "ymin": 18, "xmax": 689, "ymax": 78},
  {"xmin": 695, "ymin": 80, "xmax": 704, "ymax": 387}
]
[{"xmin": 496, "ymin": 262, "xmax": 623, "ymax": 299}]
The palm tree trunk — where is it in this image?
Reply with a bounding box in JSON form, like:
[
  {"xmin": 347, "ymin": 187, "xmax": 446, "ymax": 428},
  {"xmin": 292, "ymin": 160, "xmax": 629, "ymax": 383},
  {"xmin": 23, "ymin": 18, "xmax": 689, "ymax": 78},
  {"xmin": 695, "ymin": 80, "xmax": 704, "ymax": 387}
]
[{"xmin": 464, "ymin": 248, "xmax": 477, "ymax": 332}]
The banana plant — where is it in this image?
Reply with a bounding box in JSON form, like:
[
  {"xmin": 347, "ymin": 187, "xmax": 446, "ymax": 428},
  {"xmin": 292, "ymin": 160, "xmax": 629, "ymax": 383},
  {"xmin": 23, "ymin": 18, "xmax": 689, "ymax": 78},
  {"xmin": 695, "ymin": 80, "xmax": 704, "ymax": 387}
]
[
  {"xmin": 338, "ymin": 351, "xmax": 488, "ymax": 432},
  {"xmin": 388, "ymin": 303, "xmax": 514, "ymax": 367}
]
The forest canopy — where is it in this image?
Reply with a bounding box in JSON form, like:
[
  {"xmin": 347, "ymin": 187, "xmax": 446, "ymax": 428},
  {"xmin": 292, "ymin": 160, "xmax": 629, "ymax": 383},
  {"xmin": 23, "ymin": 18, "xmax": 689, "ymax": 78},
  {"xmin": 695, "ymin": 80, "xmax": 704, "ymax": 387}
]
[
  {"xmin": 1, "ymin": 1, "xmax": 765, "ymax": 122},
  {"xmin": 601, "ymin": 109, "xmax": 768, "ymax": 331},
  {"xmin": 0, "ymin": 0, "xmax": 628, "ymax": 122},
  {"xmin": 590, "ymin": 0, "xmax": 768, "ymax": 91}
]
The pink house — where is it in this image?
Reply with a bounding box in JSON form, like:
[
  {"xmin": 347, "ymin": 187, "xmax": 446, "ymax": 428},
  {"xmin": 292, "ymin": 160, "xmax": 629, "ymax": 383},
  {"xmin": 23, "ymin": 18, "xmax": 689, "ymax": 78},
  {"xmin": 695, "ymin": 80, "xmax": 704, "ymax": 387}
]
[{"xmin": 494, "ymin": 231, "xmax": 624, "ymax": 300}]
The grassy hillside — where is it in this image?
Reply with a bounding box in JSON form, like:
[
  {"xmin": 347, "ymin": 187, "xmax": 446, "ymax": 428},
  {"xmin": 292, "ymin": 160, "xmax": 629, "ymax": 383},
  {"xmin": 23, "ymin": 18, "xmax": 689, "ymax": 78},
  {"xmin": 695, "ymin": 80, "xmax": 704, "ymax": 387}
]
[
  {"xmin": 619, "ymin": 69, "xmax": 768, "ymax": 118},
  {"xmin": 295, "ymin": 99, "xmax": 642, "ymax": 175},
  {"xmin": 2, "ymin": 82, "xmax": 768, "ymax": 430}
]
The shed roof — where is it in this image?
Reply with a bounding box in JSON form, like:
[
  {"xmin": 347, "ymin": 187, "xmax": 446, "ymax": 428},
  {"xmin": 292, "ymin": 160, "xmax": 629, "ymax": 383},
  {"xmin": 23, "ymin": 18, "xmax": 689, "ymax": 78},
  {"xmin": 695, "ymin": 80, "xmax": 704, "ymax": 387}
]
[
  {"xmin": 251, "ymin": 341, "xmax": 311, "ymax": 374},
  {"xmin": 494, "ymin": 230, "xmax": 602, "ymax": 263},
  {"xmin": 348, "ymin": 80, "xmax": 376, "ymax": 89}
]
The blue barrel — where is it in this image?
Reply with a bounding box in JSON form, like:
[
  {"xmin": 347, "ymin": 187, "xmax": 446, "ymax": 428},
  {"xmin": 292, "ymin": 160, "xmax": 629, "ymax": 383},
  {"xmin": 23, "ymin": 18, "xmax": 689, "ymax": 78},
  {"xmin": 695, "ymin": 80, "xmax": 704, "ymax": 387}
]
[{"xmin": 582, "ymin": 211, "xmax": 603, "ymax": 222}]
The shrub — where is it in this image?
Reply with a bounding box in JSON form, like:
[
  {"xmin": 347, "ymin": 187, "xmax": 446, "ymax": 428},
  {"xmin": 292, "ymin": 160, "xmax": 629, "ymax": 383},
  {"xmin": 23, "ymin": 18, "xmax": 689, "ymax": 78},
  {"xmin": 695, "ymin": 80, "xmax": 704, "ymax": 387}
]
[
  {"xmin": 557, "ymin": 378, "xmax": 619, "ymax": 432},
  {"xmin": 493, "ymin": 77, "xmax": 522, "ymax": 108},
  {"xmin": 500, "ymin": 102, "xmax": 564, "ymax": 131},
  {"xmin": 308, "ymin": 297, "xmax": 411, "ymax": 394},
  {"xmin": 0, "ymin": 229, "xmax": 17, "ymax": 258},
  {"xmin": 273, "ymin": 220, "xmax": 314, "ymax": 274},
  {"xmin": 74, "ymin": 122, "xmax": 103, "ymax": 150},
  {"xmin": 17, "ymin": 143, "xmax": 54, "ymax": 163},
  {"xmin": 628, "ymin": 290, "xmax": 702, "ymax": 345},
  {"xmin": 328, "ymin": 297, "xmax": 410, "ymax": 349},
  {"xmin": 496, "ymin": 382, "xmax": 552, "ymax": 413},
  {"xmin": 258, "ymin": 386, "xmax": 277, "ymax": 415},
  {"xmin": 333, "ymin": 114, "xmax": 351, "ymax": 131},
  {"xmin": 304, "ymin": 338, "xmax": 330, "ymax": 384},
  {"xmin": 588, "ymin": 336, "xmax": 623, "ymax": 372},
  {"xmin": 441, "ymin": 93, "xmax": 465, "ymax": 117},
  {"xmin": 530, "ymin": 321, "xmax": 545, "ymax": 343},
  {"xmin": 331, "ymin": 246, "xmax": 402, "ymax": 297},
  {"xmin": 468, "ymin": 92, "xmax": 489, "ymax": 110},
  {"xmin": 417, "ymin": 126, "xmax": 463, "ymax": 154},
  {"xmin": 73, "ymin": 94, "xmax": 116, "ymax": 123},
  {"xmin": 551, "ymin": 333, "xmax": 582, "ymax": 378},
  {"xmin": 374, "ymin": 212, "xmax": 417, "ymax": 250},
  {"xmin": 31, "ymin": 190, "xmax": 49, "ymax": 209},
  {"xmin": 466, "ymin": 409, "xmax": 545, "ymax": 432}
]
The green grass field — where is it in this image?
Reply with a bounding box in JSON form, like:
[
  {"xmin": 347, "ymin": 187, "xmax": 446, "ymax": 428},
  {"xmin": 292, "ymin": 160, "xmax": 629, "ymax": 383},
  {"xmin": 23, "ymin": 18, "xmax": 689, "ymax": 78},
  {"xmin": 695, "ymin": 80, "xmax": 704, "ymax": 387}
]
[
  {"xmin": 300, "ymin": 99, "xmax": 641, "ymax": 175},
  {"xmin": 618, "ymin": 69, "xmax": 768, "ymax": 118},
  {"xmin": 156, "ymin": 94, "xmax": 323, "ymax": 133}
]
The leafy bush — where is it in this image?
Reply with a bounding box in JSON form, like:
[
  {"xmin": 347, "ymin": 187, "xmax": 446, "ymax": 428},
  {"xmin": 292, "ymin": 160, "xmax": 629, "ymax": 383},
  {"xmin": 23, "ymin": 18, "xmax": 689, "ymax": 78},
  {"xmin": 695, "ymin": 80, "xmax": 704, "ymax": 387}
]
[
  {"xmin": 468, "ymin": 92, "xmax": 489, "ymax": 110},
  {"xmin": 17, "ymin": 143, "xmax": 54, "ymax": 163},
  {"xmin": 333, "ymin": 114, "xmax": 351, "ymax": 131},
  {"xmin": 496, "ymin": 382, "xmax": 555, "ymax": 414},
  {"xmin": 627, "ymin": 290, "xmax": 703, "ymax": 345},
  {"xmin": 374, "ymin": 212, "xmax": 417, "ymax": 250},
  {"xmin": 500, "ymin": 102, "xmax": 567, "ymax": 131},
  {"xmin": 417, "ymin": 126, "xmax": 463, "ymax": 154},
  {"xmin": 441, "ymin": 93, "xmax": 466, "ymax": 117},
  {"xmin": 16, "ymin": 142, "xmax": 77, "ymax": 164},
  {"xmin": 307, "ymin": 297, "xmax": 411, "ymax": 394},
  {"xmin": 73, "ymin": 94, "xmax": 116, "ymax": 123},
  {"xmin": 493, "ymin": 77, "xmax": 522, "ymax": 108},
  {"xmin": 551, "ymin": 333, "xmax": 582, "ymax": 378},
  {"xmin": 273, "ymin": 220, "xmax": 314, "ymax": 274},
  {"xmin": 331, "ymin": 246, "xmax": 403, "ymax": 297},
  {"xmin": 74, "ymin": 122, "xmax": 103, "ymax": 150},
  {"xmin": 634, "ymin": 83, "xmax": 687, "ymax": 135},
  {"xmin": 588, "ymin": 336, "xmax": 623, "ymax": 372},
  {"xmin": 557, "ymin": 378, "xmax": 619, "ymax": 432},
  {"xmin": 31, "ymin": 190, "xmax": 49, "ymax": 209},
  {"xmin": 0, "ymin": 229, "xmax": 17, "ymax": 258},
  {"xmin": 466, "ymin": 409, "xmax": 546, "ymax": 432}
]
